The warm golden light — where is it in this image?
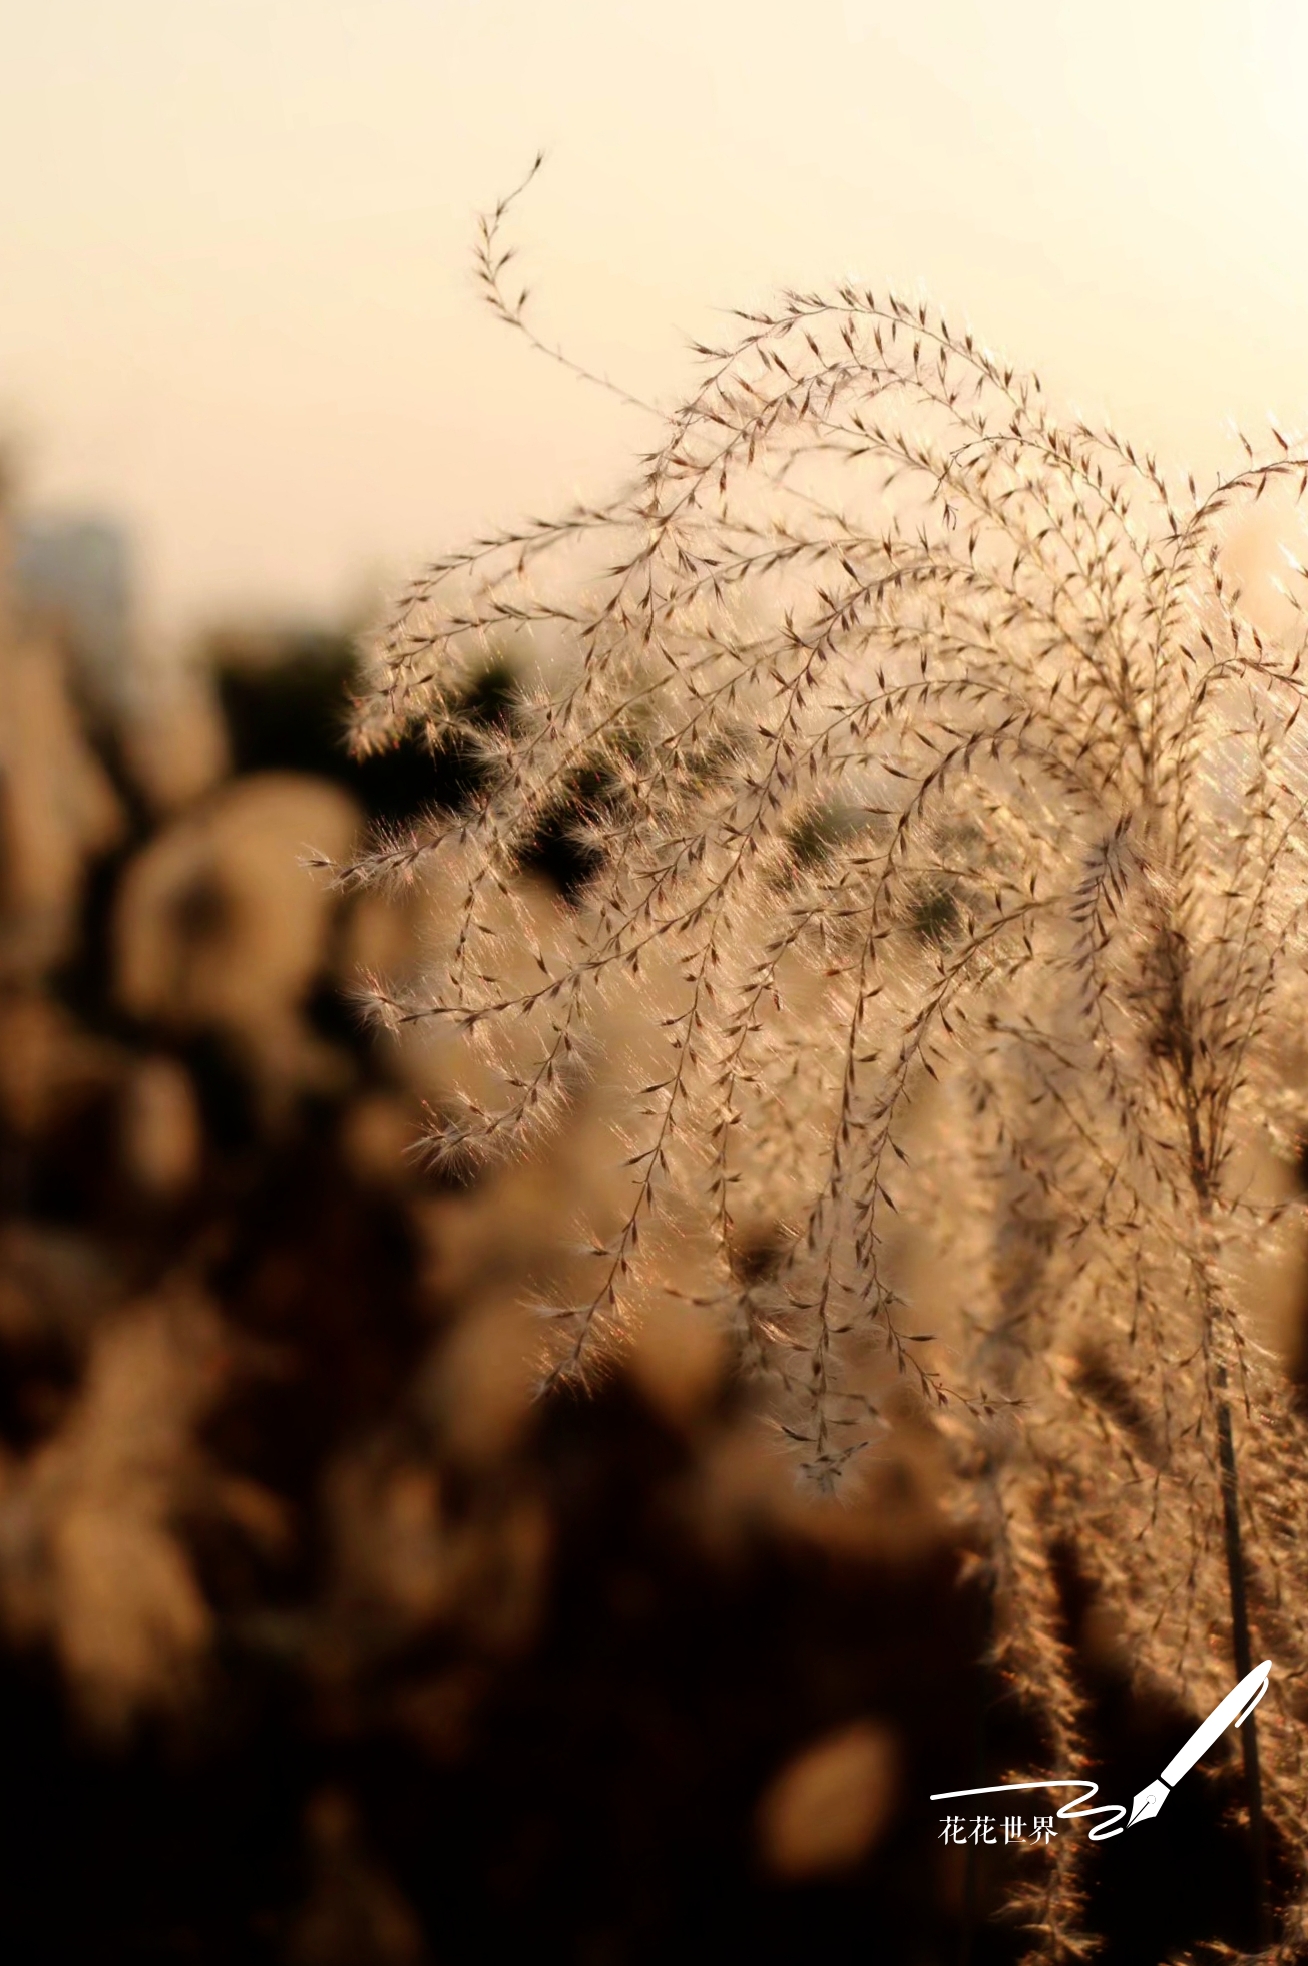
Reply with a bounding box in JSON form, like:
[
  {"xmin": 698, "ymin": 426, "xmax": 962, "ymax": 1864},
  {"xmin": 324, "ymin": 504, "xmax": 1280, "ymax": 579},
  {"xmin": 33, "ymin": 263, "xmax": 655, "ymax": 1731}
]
[{"xmin": 1, "ymin": 3, "xmax": 1305, "ymax": 644}]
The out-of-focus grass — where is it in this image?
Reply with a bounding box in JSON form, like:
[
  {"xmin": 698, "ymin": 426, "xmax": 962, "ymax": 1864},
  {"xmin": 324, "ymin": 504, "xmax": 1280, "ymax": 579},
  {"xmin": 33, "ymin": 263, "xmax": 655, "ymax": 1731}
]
[{"xmin": 0, "ymin": 508, "xmax": 1279, "ymax": 1963}]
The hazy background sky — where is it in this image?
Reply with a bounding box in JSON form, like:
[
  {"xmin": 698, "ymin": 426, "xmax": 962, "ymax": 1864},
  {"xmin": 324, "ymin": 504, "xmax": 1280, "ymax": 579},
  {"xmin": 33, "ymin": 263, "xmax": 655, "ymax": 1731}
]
[{"xmin": 3, "ymin": 0, "xmax": 1307, "ymax": 649}]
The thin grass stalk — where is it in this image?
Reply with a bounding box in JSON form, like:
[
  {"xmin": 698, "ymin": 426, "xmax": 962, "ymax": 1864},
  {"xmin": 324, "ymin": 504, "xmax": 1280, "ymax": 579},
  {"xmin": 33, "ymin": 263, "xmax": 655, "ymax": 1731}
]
[{"xmin": 1215, "ymin": 1366, "xmax": 1271, "ymax": 1949}]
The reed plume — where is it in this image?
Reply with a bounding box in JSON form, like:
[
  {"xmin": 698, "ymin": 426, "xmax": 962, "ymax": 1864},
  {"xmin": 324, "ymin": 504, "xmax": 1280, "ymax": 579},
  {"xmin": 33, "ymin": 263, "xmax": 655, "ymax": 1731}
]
[{"xmin": 336, "ymin": 164, "xmax": 1308, "ymax": 1958}]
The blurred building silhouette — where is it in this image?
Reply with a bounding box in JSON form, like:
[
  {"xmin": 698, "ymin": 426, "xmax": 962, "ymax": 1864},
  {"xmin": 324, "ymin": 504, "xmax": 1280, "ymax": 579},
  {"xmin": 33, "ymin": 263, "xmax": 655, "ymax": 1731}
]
[
  {"xmin": 0, "ymin": 484, "xmax": 124, "ymax": 978},
  {"xmin": 13, "ymin": 513, "xmax": 134, "ymax": 709}
]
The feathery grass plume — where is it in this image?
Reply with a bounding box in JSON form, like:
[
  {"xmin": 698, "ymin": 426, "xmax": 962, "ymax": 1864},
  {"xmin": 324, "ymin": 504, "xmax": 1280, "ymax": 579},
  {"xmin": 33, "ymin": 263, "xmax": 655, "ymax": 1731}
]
[{"xmin": 340, "ymin": 165, "xmax": 1308, "ymax": 1956}]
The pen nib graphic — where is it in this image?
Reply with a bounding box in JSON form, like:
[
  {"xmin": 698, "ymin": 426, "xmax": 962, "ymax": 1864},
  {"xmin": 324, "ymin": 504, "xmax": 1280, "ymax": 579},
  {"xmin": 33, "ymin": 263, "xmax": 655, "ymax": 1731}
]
[
  {"xmin": 1127, "ymin": 1778, "xmax": 1170, "ymax": 1827},
  {"xmin": 1126, "ymin": 1659, "xmax": 1271, "ymax": 1830}
]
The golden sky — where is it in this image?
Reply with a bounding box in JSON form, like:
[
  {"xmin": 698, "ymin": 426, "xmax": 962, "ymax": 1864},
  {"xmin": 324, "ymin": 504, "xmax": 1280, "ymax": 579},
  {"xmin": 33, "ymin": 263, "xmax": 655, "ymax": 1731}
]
[{"xmin": 2, "ymin": 0, "xmax": 1306, "ymax": 647}]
